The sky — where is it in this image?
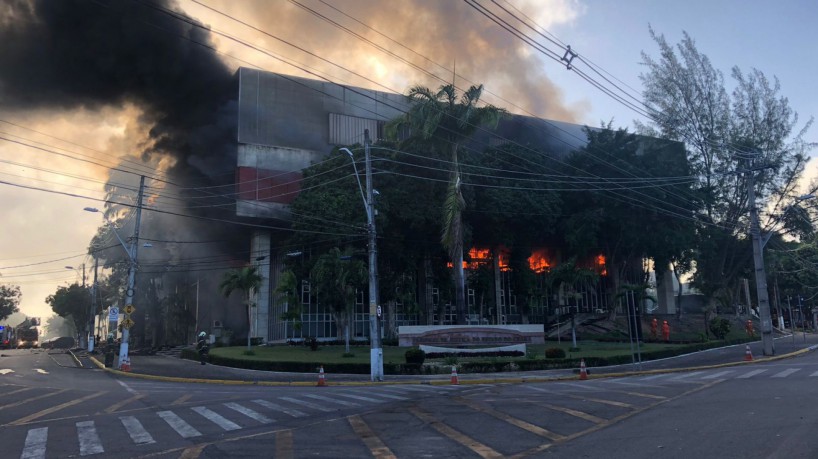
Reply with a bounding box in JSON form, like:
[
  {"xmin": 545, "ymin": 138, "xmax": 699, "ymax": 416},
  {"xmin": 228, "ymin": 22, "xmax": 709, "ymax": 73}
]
[{"xmin": 0, "ymin": 0, "xmax": 815, "ymax": 328}]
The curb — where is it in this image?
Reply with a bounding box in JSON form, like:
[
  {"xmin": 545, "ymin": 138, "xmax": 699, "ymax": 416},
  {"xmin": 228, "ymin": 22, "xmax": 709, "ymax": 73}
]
[{"xmin": 87, "ymin": 345, "xmax": 817, "ymax": 387}]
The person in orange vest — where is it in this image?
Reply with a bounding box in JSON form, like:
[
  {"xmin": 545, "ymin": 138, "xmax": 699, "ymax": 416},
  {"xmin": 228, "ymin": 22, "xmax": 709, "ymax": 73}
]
[
  {"xmin": 662, "ymin": 320, "xmax": 670, "ymax": 342},
  {"xmin": 745, "ymin": 320, "xmax": 754, "ymax": 337},
  {"xmin": 650, "ymin": 318, "xmax": 658, "ymax": 340}
]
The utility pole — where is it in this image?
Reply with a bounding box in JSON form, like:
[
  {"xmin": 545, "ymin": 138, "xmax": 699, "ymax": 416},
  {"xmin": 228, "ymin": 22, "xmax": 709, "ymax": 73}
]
[
  {"xmin": 365, "ymin": 130, "xmax": 383, "ymax": 382},
  {"xmin": 341, "ymin": 134, "xmax": 383, "ymax": 382},
  {"xmin": 89, "ymin": 257, "xmax": 98, "ymax": 352},
  {"xmin": 747, "ymin": 163, "xmax": 775, "ymax": 356},
  {"xmin": 798, "ymin": 295, "xmax": 806, "ymax": 343},
  {"xmin": 120, "ymin": 176, "xmax": 145, "ymax": 369}
]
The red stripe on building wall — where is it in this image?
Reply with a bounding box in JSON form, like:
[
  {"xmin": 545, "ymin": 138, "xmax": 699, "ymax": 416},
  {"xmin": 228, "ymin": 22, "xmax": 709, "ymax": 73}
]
[{"xmin": 236, "ymin": 167, "xmax": 302, "ymax": 204}]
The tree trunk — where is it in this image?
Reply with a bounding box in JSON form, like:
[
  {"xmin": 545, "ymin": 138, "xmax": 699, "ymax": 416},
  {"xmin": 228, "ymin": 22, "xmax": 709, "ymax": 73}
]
[
  {"xmin": 386, "ymin": 300, "xmax": 396, "ymax": 339},
  {"xmin": 454, "ymin": 243, "xmax": 466, "ymax": 325},
  {"xmin": 493, "ymin": 247, "xmax": 502, "ymax": 325}
]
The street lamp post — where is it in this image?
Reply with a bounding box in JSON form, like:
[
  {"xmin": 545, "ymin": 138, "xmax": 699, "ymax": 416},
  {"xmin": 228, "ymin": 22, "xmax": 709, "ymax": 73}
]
[
  {"xmin": 341, "ymin": 129, "xmax": 383, "ymax": 382},
  {"xmin": 84, "ymin": 176, "xmax": 145, "ymax": 370}
]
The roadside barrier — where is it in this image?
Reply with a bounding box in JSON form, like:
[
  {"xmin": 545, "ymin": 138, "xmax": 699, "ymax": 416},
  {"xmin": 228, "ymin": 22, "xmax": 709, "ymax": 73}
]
[
  {"xmin": 744, "ymin": 345, "xmax": 753, "ymax": 362},
  {"xmin": 317, "ymin": 365, "xmax": 327, "ymax": 387},
  {"xmin": 450, "ymin": 365, "xmax": 459, "ymax": 385},
  {"xmin": 579, "ymin": 358, "xmax": 588, "ymax": 380}
]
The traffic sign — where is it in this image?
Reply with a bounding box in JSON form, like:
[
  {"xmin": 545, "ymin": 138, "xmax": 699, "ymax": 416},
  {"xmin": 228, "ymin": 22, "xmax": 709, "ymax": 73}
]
[
  {"xmin": 121, "ymin": 318, "xmax": 135, "ymax": 329},
  {"xmin": 109, "ymin": 307, "xmax": 119, "ymax": 321},
  {"xmin": 123, "ymin": 304, "xmax": 135, "ymax": 315}
]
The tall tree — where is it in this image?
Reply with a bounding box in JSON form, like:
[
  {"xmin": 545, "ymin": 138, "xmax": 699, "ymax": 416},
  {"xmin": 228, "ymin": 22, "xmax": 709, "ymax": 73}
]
[
  {"xmin": 560, "ymin": 126, "xmax": 695, "ymax": 318},
  {"xmin": 388, "ymin": 83, "xmax": 506, "ymax": 324},
  {"xmin": 46, "ymin": 283, "xmax": 91, "ymax": 340},
  {"xmin": 219, "ymin": 266, "xmax": 263, "ymax": 349},
  {"xmin": 638, "ymin": 27, "xmax": 814, "ymax": 303},
  {"xmin": 0, "ymin": 284, "xmax": 21, "ymax": 322},
  {"xmin": 310, "ymin": 247, "xmax": 367, "ymax": 352}
]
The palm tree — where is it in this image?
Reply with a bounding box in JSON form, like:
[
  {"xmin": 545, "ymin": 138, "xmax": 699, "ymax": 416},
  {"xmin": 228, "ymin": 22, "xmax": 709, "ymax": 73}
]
[
  {"xmin": 310, "ymin": 247, "xmax": 367, "ymax": 353},
  {"xmin": 219, "ymin": 265, "xmax": 263, "ymax": 349},
  {"xmin": 389, "ymin": 83, "xmax": 506, "ymax": 324}
]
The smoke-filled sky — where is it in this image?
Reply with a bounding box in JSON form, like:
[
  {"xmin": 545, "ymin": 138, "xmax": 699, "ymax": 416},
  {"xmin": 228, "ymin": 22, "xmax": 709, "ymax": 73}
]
[{"xmin": 0, "ymin": 0, "xmax": 815, "ymax": 324}]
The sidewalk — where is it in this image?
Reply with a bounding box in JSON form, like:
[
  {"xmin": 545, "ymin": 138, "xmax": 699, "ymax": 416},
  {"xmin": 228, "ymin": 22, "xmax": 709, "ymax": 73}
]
[{"xmin": 84, "ymin": 333, "xmax": 818, "ymax": 386}]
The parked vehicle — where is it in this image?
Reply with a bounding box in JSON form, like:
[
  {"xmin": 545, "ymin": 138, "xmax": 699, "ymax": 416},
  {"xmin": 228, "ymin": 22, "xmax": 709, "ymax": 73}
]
[{"xmin": 0, "ymin": 325, "xmax": 13, "ymax": 349}]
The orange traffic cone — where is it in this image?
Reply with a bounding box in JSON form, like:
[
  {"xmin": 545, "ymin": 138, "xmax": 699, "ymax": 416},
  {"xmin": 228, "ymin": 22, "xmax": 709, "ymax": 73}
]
[
  {"xmin": 744, "ymin": 345, "xmax": 753, "ymax": 362},
  {"xmin": 317, "ymin": 366, "xmax": 327, "ymax": 387},
  {"xmin": 579, "ymin": 359, "xmax": 588, "ymax": 380},
  {"xmin": 450, "ymin": 365, "xmax": 459, "ymax": 385}
]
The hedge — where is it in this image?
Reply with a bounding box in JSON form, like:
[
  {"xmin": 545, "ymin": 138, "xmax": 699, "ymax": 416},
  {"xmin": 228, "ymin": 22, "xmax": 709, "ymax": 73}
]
[{"xmin": 180, "ymin": 337, "xmax": 758, "ymax": 375}]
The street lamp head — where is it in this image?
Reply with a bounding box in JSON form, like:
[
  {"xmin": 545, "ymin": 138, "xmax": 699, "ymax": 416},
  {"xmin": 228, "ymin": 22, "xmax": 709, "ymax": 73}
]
[
  {"xmin": 339, "ymin": 147, "xmax": 353, "ymax": 157},
  {"xmin": 797, "ymin": 194, "xmax": 816, "ymax": 201},
  {"xmin": 83, "ymin": 207, "xmax": 100, "ymax": 213},
  {"xmin": 65, "ymin": 265, "xmax": 74, "ymax": 270}
]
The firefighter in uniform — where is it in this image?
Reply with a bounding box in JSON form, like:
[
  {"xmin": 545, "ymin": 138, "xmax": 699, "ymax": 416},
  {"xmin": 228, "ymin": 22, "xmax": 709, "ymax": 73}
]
[{"xmin": 196, "ymin": 332, "xmax": 210, "ymax": 365}]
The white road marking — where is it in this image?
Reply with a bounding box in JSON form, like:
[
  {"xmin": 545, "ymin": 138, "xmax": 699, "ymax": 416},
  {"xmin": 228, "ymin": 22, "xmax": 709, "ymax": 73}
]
[
  {"xmin": 302, "ymin": 394, "xmax": 361, "ymax": 407},
  {"xmin": 158, "ymin": 410, "xmax": 201, "ymax": 438},
  {"xmin": 120, "ymin": 416, "xmax": 156, "ymax": 445},
  {"xmin": 20, "ymin": 427, "xmax": 48, "ymax": 459},
  {"xmin": 670, "ymin": 371, "xmax": 704, "ymax": 380},
  {"xmin": 224, "ymin": 402, "xmax": 273, "ymax": 424},
  {"xmin": 701, "ymin": 370, "xmax": 733, "ymax": 379},
  {"xmin": 116, "ymin": 380, "xmax": 138, "ymax": 395},
  {"xmin": 810, "ymin": 370, "xmax": 818, "ymax": 377},
  {"xmin": 367, "ymin": 391, "xmax": 409, "ymax": 401},
  {"xmin": 252, "ymin": 399, "xmax": 306, "ymax": 417},
  {"xmin": 772, "ymin": 368, "xmax": 801, "ymax": 378},
  {"xmin": 639, "ymin": 374, "xmax": 669, "ymax": 381},
  {"xmin": 192, "ymin": 406, "xmax": 241, "ymax": 431},
  {"xmin": 279, "ymin": 396, "xmax": 334, "ymax": 412},
  {"xmin": 33, "ymin": 369, "xmax": 48, "ymax": 375},
  {"xmin": 76, "ymin": 421, "xmax": 104, "ymax": 456},
  {"xmin": 335, "ymin": 393, "xmax": 387, "ymax": 403},
  {"xmin": 0, "ymin": 369, "xmax": 14, "ymax": 375},
  {"xmin": 737, "ymin": 369, "xmax": 768, "ymax": 379}
]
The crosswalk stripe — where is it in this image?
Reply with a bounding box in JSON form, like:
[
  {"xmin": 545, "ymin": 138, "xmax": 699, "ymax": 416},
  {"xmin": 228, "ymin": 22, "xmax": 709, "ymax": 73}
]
[
  {"xmin": 158, "ymin": 410, "xmax": 201, "ymax": 438},
  {"xmin": 737, "ymin": 369, "xmax": 768, "ymax": 379},
  {"xmin": 252, "ymin": 399, "xmax": 306, "ymax": 418},
  {"xmin": 279, "ymin": 396, "xmax": 334, "ymax": 412},
  {"xmin": 772, "ymin": 368, "xmax": 801, "ymax": 378},
  {"xmin": 810, "ymin": 370, "xmax": 818, "ymax": 377},
  {"xmin": 192, "ymin": 406, "xmax": 241, "ymax": 431},
  {"xmin": 335, "ymin": 393, "xmax": 387, "ymax": 403},
  {"xmin": 120, "ymin": 416, "xmax": 156, "ymax": 445},
  {"xmin": 20, "ymin": 427, "xmax": 48, "ymax": 459},
  {"xmin": 76, "ymin": 421, "xmax": 104, "ymax": 456},
  {"xmin": 386, "ymin": 386, "xmax": 434, "ymax": 393},
  {"xmin": 670, "ymin": 371, "xmax": 704, "ymax": 380},
  {"xmin": 639, "ymin": 374, "xmax": 669, "ymax": 381},
  {"xmin": 367, "ymin": 392, "xmax": 409, "ymax": 401},
  {"xmin": 224, "ymin": 402, "xmax": 273, "ymax": 424},
  {"xmin": 302, "ymin": 394, "xmax": 360, "ymax": 407},
  {"xmin": 701, "ymin": 370, "xmax": 732, "ymax": 379}
]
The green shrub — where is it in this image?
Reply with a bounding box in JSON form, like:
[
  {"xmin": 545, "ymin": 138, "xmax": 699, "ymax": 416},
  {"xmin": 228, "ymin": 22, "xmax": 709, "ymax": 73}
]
[
  {"xmin": 443, "ymin": 355, "xmax": 458, "ymax": 366},
  {"xmin": 242, "ymin": 350, "xmax": 256, "ymax": 356},
  {"xmin": 404, "ymin": 348, "xmax": 425, "ymax": 364},
  {"xmin": 526, "ymin": 349, "xmax": 539, "ymax": 360},
  {"xmin": 342, "ymin": 352, "xmax": 355, "ymax": 358},
  {"xmin": 709, "ymin": 318, "xmax": 732, "ymax": 340},
  {"xmin": 545, "ymin": 347, "xmax": 566, "ymax": 359}
]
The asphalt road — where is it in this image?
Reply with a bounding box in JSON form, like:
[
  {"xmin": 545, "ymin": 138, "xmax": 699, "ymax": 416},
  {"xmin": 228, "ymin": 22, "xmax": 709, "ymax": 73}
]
[{"xmin": 3, "ymin": 344, "xmax": 818, "ymax": 458}]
